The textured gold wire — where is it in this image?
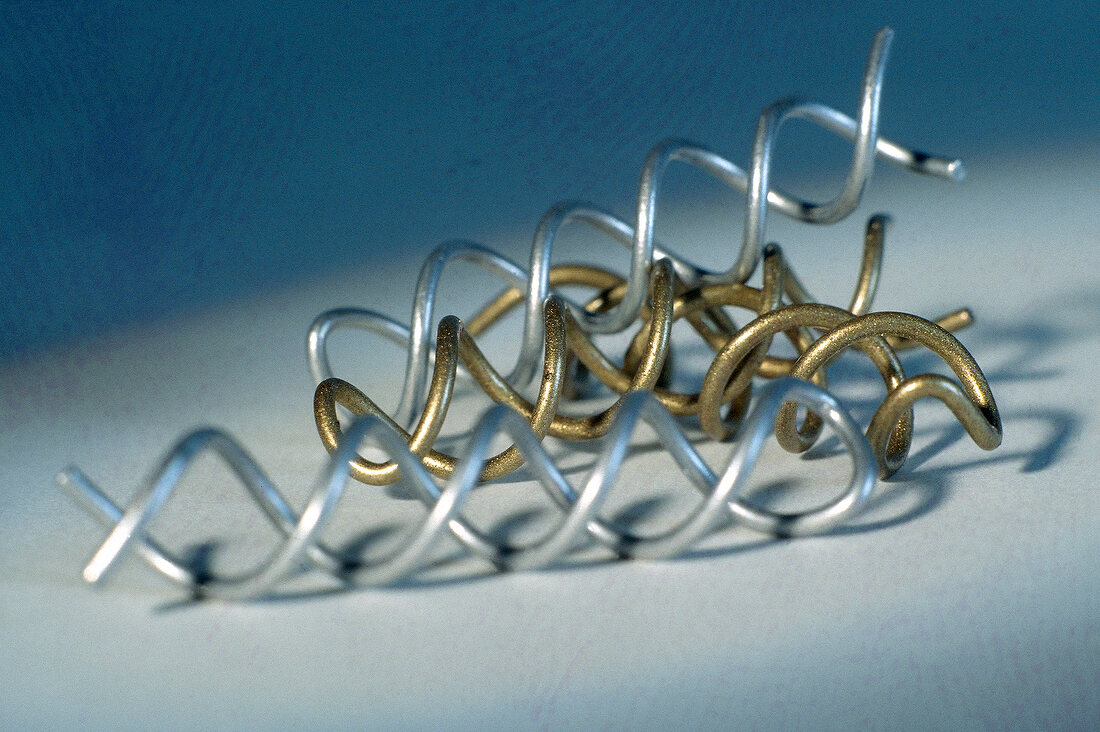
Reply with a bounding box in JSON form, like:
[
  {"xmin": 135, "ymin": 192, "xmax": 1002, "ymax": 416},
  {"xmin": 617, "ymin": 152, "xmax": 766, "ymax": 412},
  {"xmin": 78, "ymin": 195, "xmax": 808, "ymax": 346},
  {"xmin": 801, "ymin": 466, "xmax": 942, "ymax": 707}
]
[
  {"xmin": 315, "ymin": 261, "xmax": 676, "ymax": 484},
  {"xmin": 314, "ymin": 214, "xmax": 998, "ymax": 485},
  {"xmin": 314, "ymin": 297, "xmax": 568, "ymax": 485},
  {"xmin": 697, "ymin": 304, "xmax": 1002, "ymax": 477}
]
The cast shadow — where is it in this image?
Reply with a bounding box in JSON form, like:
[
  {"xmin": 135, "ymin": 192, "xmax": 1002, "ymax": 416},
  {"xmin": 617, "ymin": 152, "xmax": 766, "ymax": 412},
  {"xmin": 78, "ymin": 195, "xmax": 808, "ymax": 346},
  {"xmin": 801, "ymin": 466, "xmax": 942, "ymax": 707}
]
[{"xmin": 154, "ymin": 295, "xmax": 1088, "ymax": 608}]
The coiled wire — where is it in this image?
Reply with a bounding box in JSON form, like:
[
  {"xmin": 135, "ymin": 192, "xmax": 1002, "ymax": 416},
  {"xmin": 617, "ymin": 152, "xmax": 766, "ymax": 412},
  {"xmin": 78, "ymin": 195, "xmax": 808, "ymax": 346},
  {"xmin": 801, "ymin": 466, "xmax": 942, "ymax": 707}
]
[
  {"xmin": 58, "ymin": 379, "xmax": 875, "ymax": 601},
  {"xmin": 54, "ymin": 27, "xmax": 1000, "ymax": 600},
  {"xmin": 308, "ymin": 26, "xmax": 966, "ymax": 428},
  {"xmin": 313, "ymin": 216, "xmax": 1000, "ymax": 483}
]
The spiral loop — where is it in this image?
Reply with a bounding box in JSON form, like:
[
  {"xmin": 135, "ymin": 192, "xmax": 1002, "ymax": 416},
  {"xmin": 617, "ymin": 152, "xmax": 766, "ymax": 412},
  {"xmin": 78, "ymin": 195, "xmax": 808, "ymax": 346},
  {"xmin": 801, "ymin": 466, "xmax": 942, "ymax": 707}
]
[
  {"xmin": 59, "ymin": 380, "xmax": 876, "ymax": 600},
  {"xmin": 308, "ymin": 26, "xmax": 966, "ymax": 415},
  {"xmin": 313, "ymin": 261, "xmax": 676, "ymax": 484},
  {"xmin": 699, "ymin": 305, "xmax": 1002, "ymax": 478},
  {"xmin": 319, "ymin": 210, "xmax": 992, "ymax": 484},
  {"xmin": 54, "ymin": 26, "xmax": 1000, "ymax": 603}
]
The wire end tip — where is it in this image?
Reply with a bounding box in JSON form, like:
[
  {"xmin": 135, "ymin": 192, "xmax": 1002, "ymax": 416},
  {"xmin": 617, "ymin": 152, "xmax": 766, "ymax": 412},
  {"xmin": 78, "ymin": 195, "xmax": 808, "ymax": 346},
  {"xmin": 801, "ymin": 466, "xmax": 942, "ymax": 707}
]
[{"xmin": 81, "ymin": 564, "xmax": 105, "ymax": 585}]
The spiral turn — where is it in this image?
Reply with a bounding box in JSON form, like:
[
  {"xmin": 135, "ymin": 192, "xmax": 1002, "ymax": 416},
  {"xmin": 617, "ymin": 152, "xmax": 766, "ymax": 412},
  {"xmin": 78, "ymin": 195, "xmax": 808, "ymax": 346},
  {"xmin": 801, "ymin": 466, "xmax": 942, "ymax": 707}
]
[
  {"xmin": 308, "ymin": 26, "xmax": 966, "ymax": 425},
  {"xmin": 58, "ymin": 380, "xmax": 876, "ymax": 601},
  {"xmin": 314, "ymin": 213, "xmax": 996, "ymax": 483},
  {"xmin": 56, "ymin": 27, "xmax": 998, "ymax": 602}
]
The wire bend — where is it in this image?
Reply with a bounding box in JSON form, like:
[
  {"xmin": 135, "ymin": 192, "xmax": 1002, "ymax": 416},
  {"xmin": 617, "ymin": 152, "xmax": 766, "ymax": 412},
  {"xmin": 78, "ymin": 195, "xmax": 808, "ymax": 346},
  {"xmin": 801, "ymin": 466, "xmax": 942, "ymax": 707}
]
[
  {"xmin": 52, "ymin": 27, "xmax": 996, "ymax": 602},
  {"xmin": 58, "ymin": 379, "xmax": 875, "ymax": 600},
  {"xmin": 699, "ymin": 306, "xmax": 1002, "ymax": 478},
  {"xmin": 524, "ymin": 26, "xmax": 964, "ymax": 343},
  {"xmin": 314, "ymin": 261, "xmax": 677, "ymax": 485},
  {"xmin": 316, "ymin": 210, "xmax": 988, "ymax": 484},
  {"xmin": 308, "ymin": 26, "xmax": 965, "ymax": 406},
  {"xmin": 473, "ymin": 215, "xmax": 972, "ymax": 421}
]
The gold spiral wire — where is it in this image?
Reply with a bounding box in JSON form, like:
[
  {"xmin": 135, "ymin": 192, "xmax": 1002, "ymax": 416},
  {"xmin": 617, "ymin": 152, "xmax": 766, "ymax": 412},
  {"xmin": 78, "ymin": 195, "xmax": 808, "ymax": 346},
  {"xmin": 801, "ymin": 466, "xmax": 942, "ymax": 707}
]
[
  {"xmin": 315, "ymin": 215, "xmax": 1001, "ymax": 484},
  {"xmin": 314, "ymin": 260, "xmax": 676, "ymax": 485}
]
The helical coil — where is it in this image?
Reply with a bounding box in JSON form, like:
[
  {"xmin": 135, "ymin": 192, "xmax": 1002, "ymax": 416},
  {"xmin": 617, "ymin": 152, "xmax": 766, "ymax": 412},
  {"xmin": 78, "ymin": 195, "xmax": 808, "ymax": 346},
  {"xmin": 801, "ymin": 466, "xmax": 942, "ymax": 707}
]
[
  {"xmin": 55, "ymin": 26, "xmax": 1002, "ymax": 601},
  {"xmin": 308, "ymin": 26, "xmax": 967, "ymax": 428},
  {"xmin": 313, "ymin": 214, "xmax": 1000, "ymax": 483},
  {"xmin": 58, "ymin": 379, "xmax": 876, "ymax": 601}
]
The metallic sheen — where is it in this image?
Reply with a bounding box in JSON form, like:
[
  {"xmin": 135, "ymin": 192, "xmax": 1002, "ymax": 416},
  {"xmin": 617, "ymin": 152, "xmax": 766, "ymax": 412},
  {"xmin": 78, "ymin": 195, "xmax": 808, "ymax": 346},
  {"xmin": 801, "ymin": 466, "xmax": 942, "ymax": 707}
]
[{"xmin": 59, "ymin": 379, "xmax": 875, "ymax": 600}]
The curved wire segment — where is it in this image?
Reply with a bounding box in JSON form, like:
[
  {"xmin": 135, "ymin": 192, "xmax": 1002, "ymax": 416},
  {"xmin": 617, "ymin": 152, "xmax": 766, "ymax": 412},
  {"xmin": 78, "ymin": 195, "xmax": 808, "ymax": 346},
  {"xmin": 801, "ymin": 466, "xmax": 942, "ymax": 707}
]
[
  {"xmin": 698, "ymin": 306, "xmax": 1003, "ymax": 478},
  {"xmin": 52, "ymin": 27, "xmax": 996, "ymax": 605},
  {"xmin": 315, "ymin": 211, "xmax": 990, "ymax": 485},
  {"xmin": 313, "ymin": 261, "xmax": 676, "ymax": 485},
  {"xmin": 308, "ymin": 26, "xmax": 965, "ymax": 409},
  {"xmin": 516, "ymin": 26, "xmax": 962, "ymax": 373},
  {"xmin": 57, "ymin": 379, "xmax": 875, "ymax": 601}
]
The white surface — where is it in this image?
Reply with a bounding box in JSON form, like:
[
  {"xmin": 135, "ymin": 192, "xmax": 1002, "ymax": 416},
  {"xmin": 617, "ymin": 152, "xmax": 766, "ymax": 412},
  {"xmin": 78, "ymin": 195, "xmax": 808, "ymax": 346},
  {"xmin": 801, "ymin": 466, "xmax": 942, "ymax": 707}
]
[
  {"xmin": 2, "ymin": 4, "xmax": 1099, "ymax": 727},
  {"xmin": 2, "ymin": 151, "xmax": 1098, "ymax": 728}
]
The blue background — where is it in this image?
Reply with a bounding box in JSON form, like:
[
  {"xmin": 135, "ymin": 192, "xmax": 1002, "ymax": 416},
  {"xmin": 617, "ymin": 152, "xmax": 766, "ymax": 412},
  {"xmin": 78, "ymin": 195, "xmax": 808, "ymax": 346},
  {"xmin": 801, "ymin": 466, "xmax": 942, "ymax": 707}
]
[{"xmin": 0, "ymin": 1, "xmax": 1096, "ymax": 358}]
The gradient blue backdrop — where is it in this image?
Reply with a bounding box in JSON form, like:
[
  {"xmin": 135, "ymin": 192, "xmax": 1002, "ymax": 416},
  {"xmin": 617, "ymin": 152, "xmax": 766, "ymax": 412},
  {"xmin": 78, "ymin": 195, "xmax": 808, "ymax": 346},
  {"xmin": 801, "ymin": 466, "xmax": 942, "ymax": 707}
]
[{"xmin": 0, "ymin": 1, "xmax": 1095, "ymax": 359}]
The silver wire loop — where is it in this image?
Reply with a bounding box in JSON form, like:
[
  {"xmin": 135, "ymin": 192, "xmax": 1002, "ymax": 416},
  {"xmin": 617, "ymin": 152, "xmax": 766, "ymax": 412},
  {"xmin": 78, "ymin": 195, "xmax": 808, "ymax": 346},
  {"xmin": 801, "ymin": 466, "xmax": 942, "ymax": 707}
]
[
  {"xmin": 308, "ymin": 26, "xmax": 965, "ymax": 412},
  {"xmin": 59, "ymin": 379, "xmax": 875, "ymax": 600}
]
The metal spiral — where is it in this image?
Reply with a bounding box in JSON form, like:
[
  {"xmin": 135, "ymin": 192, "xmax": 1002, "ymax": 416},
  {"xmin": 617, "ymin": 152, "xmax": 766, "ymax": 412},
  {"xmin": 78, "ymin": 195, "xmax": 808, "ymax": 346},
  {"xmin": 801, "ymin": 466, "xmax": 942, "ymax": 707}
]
[
  {"xmin": 57, "ymin": 379, "xmax": 876, "ymax": 601},
  {"xmin": 53, "ymin": 26, "xmax": 1001, "ymax": 602},
  {"xmin": 313, "ymin": 215, "xmax": 997, "ymax": 484},
  {"xmin": 697, "ymin": 306, "xmax": 1002, "ymax": 478},
  {"xmin": 308, "ymin": 26, "xmax": 966, "ymax": 427}
]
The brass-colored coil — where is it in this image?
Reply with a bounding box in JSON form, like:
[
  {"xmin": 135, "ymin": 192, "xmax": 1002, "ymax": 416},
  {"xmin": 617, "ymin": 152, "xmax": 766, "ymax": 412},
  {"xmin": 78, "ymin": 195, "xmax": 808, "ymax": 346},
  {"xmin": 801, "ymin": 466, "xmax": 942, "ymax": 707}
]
[
  {"xmin": 316, "ymin": 215, "xmax": 1000, "ymax": 484},
  {"xmin": 553, "ymin": 215, "xmax": 1000, "ymax": 479},
  {"xmin": 569, "ymin": 219, "xmax": 1000, "ymax": 478},
  {"xmin": 697, "ymin": 305, "xmax": 1002, "ymax": 478},
  {"xmin": 315, "ymin": 260, "xmax": 676, "ymax": 485}
]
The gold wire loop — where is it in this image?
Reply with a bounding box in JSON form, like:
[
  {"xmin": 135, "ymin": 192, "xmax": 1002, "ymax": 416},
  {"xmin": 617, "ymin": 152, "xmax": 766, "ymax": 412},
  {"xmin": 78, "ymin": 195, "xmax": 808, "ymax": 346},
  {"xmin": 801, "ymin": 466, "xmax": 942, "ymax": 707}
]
[
  {"xmin": 313, "ymin": 262, "xmax": 675, "ymax": 482},
  {"xmin": 314, "ymin": 298, "xmax": 568, "ymax": 485},
  {"xmin": 698, "ymin": 303, "xmax": 911, "ymax": 462},
  {"xmin": 314, "ymin": 212, "xmax": 998, "ymax": 485},
  {"xmin": 535, "ymin": 258, "xmax": 675, "ymax": 440},
  {"xmin": 783, "ymin": 311, "xmax": 1002, "ymax": 477}
]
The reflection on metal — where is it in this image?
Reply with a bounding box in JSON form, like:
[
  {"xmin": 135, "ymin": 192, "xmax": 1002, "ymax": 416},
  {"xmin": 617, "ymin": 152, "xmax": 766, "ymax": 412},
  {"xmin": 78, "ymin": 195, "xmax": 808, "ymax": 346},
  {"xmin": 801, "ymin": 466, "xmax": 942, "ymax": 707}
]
[
  {"xmin": 307, "ymin": 27, "xmax": 995, "ymax": 485},
  {"xmin": 308, "ymin": 27, "xmax": 965, "ymax": 424},
  {"xmin": 314, "ymin": 217, "xmax": 998, "ymax": 483},
  {"xmin": 59, "ymin": 380, "xmax": 875, "ymax": 601},
  {"xmin": 58, "ymin": 27, "xmax": 1001, "ymax": 601}
]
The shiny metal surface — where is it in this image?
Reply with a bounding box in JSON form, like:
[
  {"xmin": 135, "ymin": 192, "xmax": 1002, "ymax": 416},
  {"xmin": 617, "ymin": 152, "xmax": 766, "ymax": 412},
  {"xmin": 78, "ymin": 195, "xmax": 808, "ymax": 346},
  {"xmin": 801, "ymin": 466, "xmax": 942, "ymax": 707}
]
[
  {"xmin": 313, "ymin": 222, "xmax": 996, "ymax": 484},
  {"xmin": 58, "ymin": 25, "xmax": 998, "ymax": 602},
  {"xmin": 307, "ymin": 27, "xmax": 964, "ymax": 414},
  {"xmin": 58, "ymin": 379, "xmax": 874, "ymax": 600}
]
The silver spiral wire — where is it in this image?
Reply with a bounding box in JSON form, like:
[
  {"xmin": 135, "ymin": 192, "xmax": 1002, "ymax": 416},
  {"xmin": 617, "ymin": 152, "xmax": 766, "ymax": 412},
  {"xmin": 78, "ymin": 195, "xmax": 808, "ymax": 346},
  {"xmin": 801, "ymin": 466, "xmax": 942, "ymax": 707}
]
[
  {"xmin": 58, "ymin": 378, "xmax": 875, "ymax": 601},
  {"xmin": 308, "ymin": 27, "xmax": 965, "ymax": 425}
]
